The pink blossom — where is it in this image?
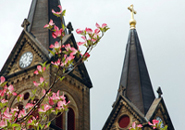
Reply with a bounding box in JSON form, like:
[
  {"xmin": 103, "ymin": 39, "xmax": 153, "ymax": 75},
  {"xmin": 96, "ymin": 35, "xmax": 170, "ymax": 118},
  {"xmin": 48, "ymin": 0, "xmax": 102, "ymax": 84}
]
[
  {"xmin": 96, "ymin": 23, "xmax": 100, "ymax": 28},
  {"xmin": 50, "ymin": 41, "xmax": 60, "ymax": 49},
  {"xmin": 18, "ymin": 109, "xmax": 27, "ymax": 118},
  {"xmin": 37, "ymin": 65, "xmax": 42, "ymax": 71},
  {"xmin": 148, "ymin": 119, "xmax": 159, "ymax": 129},
  {"xmin": 38, "ymin": 104, "xmax": 52, "ymax": 113},
  {"xmin": 0, "ymin": 76, "xmax": 5, "ymax": 85},
  {"xmin": 34, "ymin": 70, "xmax": 39, "ymax": 75},
  {"xmin": 1, "ymin": 99, "xmax": 8, "ymax": 103},
  {"xmin": 40, "ymin": 77, "xmax": 44, "ymax": 84},
  {"xmin": 33, "ymin": 81, "xmax": 39, "ymax": 87},
  {"xmin": 0, "ymin": 120, "xmax": 7, "ymax": 128},
  {"xmin": 94, "ymin": 28, "xmax": 100, "ymax": 34},
  {"xmin": 52, "ymin": 5, "xmax": 62, "ymax": 15},
  {"xmin": 102, "ymin": 23, "xmax": 107, "ymax": 28},
  {"xmin": 52, "ymin": 27, "xmax": 63, "ymax": 38},
  {"xmin": 85, "ymin": 28, "xmax": 93, "ymax": 34},
  {"xmin": 65, "ymin": 44, "xmax": 78, "ymax": 55},
  {"xmin": 96, "ymin": 23, "xmax": 107, "ymax": 28},
  {"xmin": 77, "ymin": 41, "xmax": 85, "ymax": 46},
  {"xmin": 137, "ymin": 124, "xmax": 143, "ymax": 128},
  {"xmin": 76, "ymin": 28, "xmax": 84, "ymax": 34},
  {"xmin": 44, "ymin": 19, "xmax": 55, "ymax": 28},
  {"xmin": 8, "ymin": 85, "xmax": 14, "ymax": 92},
  {"xmin": 81, "ymin": 36, "xmax": 86, "ymax": 41},
  {"xmin": 25, "ymin": 103, "xmax": 34, "ymax": 109},
  {"xmin": 84, "ymin": 52, "xmax": 90, "ymax": 58},
  {"xmin": 3, "ymin": 108, "xmax": 12, "ymax": 120}
]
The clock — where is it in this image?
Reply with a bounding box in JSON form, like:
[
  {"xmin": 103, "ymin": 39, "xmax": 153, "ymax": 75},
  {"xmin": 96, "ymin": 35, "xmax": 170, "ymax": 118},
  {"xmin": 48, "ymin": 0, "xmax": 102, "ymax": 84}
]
[
  {"xmin": 156, "ymin": 116, "xmax": 164, "ymax": 128},
  {"xmin": 19, "ymin": 52, "xmax": 33, "ymax": 68}
]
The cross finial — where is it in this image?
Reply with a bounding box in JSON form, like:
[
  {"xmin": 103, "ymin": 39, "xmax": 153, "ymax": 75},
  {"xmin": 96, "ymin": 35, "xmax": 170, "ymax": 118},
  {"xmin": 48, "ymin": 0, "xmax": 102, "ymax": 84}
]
[
  {"xmin": 128, "ymin": 4, "xmax": 137, "ymax": 29},
  {"xmin": 157, "ymin": 86, "xmax": 163, "ymax": 98},
  {"xmin": 21, "ymin": 19, "xmax": 30, "ymax": 31}
]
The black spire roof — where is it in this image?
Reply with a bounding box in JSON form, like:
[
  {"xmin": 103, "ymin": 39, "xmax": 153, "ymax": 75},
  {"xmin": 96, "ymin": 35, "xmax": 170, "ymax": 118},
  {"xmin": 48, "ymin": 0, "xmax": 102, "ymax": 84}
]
[
  {"xmin": 117, "ymin": 29, "xmax": 155, "ymax": 115},
  {"xmin": 27, "ymin": 0, "xmax": 65, "ymax": 49}
]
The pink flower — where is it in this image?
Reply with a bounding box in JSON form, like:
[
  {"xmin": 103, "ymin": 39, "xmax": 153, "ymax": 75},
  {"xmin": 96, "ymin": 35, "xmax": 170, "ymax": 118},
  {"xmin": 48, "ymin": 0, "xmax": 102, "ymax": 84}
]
[
  {"xmin": 50, "ymin": 41, "xmax": 60, "ymax": 49},
  {"xmin": 33, "ymin": 81, "xmax": 39, "ymax": 87},
  {"xmin": 85, "ymin": 28, "xmax": 93, "ymax": 34},
  {"xmin": 148, "ymin": 119, "xmax": 159, "ymax": 129},
  {"xmin": 52, "ymin": 25, "xmax": 63, "ymax": 38},
  {"xmin": 33, "ymin": 77, "xmax": 44, "ymax": 87},
  {"xmin": 0, "ymin": 120, "xmax": 7, "ymax": 128},
  {"xmin": 18, "ymin": 109, "xmax": 27, "ymax": 118},
  {"xmin": 65, "ymin": 44, "xmax": 78, "ymax": 55},
  {"xmin": 94, "ymin": 28, "xmax": 100, "ymax": 34},
  {"xmin": 102, "ymin": 23, "xmax": 107, "ymax": 28},
  {"xmin": 0, "ymin": 76, "xmax": 5, "ymax": 85},
  {"xmin": 96, "ymin": 23, "xmax": 107, "ymax": 28},
  {"xmin": 37, "ymin": 65, "xmax": 42, "ymax": 71},
  {"xmin": 44, "ymin": 19, "xmax": 55, "ymax": 28},
  {"xmin": 34, "ymin": 70, "xmax": 39, "ymax": 75},
  {"xmin": 8, "ymin": 85, "xmax": 14, "ymax": 92},
  {"xmin": 52, "ymin": 5, "xmax": 62, "ymax": 15},
  {"xmin": 38, "ymin": 104, "xmax": 52, "ymax": 113},
  {"xmin": 137, "ymin": 124, "xmax": 143, "ymax": 128},
  {"xmin": 40, "ymin": 77, "xmax": 44, "ymax": 84},
  {"xmin": 25, "ymin": 103, "xmax": 34, "ymax": 109},
  {"xmin": 1, "ymin": 99, "xmax": 8, "ymax": 103},
  {"xmin": 84, "ymin": 52, "xmax": 90, "ymax": 58},
  {"xmin": 3, "ymin": 108, "xmax": 12, "ymax": 120},
  {"xmin": 76, "ymin": 28, "xmax": 84, "ymax": 34},
  {"xmin": 129, "ymin": 122, "xmax": 142, "ymax": 130},
  {"xmin": 77, "ymin": 41, "xmax": 85, "ymax": 46}
]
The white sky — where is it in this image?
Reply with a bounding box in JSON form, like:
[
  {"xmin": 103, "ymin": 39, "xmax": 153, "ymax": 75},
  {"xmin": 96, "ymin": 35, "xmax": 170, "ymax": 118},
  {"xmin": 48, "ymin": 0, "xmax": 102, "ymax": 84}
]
[{"xmin": 0, "ymin": 0, "xmax": 184, "ymax": 129}]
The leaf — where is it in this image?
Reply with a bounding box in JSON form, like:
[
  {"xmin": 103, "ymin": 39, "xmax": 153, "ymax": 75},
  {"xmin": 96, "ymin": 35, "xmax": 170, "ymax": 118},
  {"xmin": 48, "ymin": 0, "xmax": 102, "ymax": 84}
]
[
  {"xmin": 49, "ymin": 50, "xmax": 55, "ymax": 56},
  {"xmin": 62, "ymin": 10, "xmax": 66, "ymax": 16},
  {"xmin": 59, "ymin": 76, "xmax": 65, "ymax": 81}
]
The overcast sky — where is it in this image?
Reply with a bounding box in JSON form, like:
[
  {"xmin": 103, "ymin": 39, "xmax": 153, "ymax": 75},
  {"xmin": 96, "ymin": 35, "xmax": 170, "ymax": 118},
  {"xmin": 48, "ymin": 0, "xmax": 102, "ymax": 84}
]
[{"xmin": 0, "ymin": 0, "xmax": 184, "ymax": 129}]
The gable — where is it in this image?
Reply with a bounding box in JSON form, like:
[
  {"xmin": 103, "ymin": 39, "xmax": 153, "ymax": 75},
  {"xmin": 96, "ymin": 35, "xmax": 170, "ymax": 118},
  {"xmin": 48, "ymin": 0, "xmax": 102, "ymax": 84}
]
[
  {"xmin": 103, "ymin": 96, "xmax": 146, "ymax": 130},
  {"xmin": 0, "ymin": 30, "xmax": 50, "ymax": 77},
  {"xmin": 146, "ymin": 98, "xmax": 174, "ymax": 130}
]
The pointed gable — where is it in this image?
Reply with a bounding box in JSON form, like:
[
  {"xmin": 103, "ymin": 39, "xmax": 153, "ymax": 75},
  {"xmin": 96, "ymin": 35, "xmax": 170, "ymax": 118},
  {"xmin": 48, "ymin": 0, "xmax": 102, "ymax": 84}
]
[
  {"xmin": 146, "ymin": 98, "xmax": 175, "ymax": 130},
  {"xmin": 0, "ymin": 30, "xmax": 50, "ymax": 77},
  {"xmin": 118, "ymin": 29, "xmax": 155, "ymax": 115},
  {"xmin": 103, "ymin": 95, "xmax": 147, "ymax": 130},
  {"xmin": 27, "ymin": 0, "xmax": 65, "ymax": 49}
]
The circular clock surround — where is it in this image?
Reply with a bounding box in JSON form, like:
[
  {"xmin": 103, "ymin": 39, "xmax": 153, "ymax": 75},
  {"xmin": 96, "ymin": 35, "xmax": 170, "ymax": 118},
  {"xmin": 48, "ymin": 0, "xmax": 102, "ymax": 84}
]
[
  {"xmin": 156, "ymin": 116, "xmax": 164, "ymax": 128},
  {"xmin": 118, "ymin": 115, "xmax": 130, "ymax": 128},
  {"xmin": 19, "ymin": 51, "xmax": 33, "ymax": 68}
]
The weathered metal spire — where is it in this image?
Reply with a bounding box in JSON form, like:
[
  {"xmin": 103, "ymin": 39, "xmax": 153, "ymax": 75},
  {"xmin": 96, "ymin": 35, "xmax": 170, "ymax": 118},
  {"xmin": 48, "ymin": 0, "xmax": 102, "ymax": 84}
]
[
  {"xmin": 27, "ymin": 0, "xmax": 65, "ymax": 49},
  {"xmin": 117, "ymin": 5, "xmax": 155, "ymax": 115}
]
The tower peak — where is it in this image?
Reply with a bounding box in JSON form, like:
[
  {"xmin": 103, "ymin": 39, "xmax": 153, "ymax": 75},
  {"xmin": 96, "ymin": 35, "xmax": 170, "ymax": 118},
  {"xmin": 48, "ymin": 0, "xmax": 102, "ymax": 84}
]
[{"xmin": 128, "ymin": 4, "xmax": 136, "ymax": 29}]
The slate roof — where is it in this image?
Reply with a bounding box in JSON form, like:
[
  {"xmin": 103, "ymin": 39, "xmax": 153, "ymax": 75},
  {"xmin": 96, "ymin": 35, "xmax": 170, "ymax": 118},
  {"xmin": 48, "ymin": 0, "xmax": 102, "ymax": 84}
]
[
  {"xmin": 117, "ymin": 29, "xmax": 155, "ymax": 115},
  {"xmin": 27, "ymin": 0, "xmax": 66, "ymax": 49}
]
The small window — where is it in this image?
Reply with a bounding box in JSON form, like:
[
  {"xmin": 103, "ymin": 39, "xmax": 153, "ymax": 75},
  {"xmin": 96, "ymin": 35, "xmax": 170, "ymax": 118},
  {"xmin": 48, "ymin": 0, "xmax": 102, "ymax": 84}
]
[{"xmin": 118, "ymin": 115, "xmax": 130, "ymax": 128}]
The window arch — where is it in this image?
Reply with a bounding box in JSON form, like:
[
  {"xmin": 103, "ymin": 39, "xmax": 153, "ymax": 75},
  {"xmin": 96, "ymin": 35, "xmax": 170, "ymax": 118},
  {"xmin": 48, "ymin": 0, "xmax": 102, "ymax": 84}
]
[{"xmin": 67, "ymin": 108, "xmax": 75, "ymax": 130}]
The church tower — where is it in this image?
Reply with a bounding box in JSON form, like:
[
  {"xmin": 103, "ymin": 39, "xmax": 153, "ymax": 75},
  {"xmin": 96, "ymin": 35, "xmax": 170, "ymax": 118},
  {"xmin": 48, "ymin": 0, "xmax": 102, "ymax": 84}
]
[
  {"xmin": 0, "ymin": 0, "xmax": 92, "ymax": 130},
  {"xmin": 103, "ymin": 5, "xmax": 174, "ymax": 130}
]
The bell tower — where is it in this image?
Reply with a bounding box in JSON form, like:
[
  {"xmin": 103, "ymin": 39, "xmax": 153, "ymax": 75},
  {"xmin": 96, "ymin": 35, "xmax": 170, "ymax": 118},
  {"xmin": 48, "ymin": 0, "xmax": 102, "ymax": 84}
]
[
  {"xmin": 103, "ymin": 5, "xmax": 174, "ymax": 130},
  {"xmin": 0, "ymin": 0, "xmax": 92, "ymax": 130}
]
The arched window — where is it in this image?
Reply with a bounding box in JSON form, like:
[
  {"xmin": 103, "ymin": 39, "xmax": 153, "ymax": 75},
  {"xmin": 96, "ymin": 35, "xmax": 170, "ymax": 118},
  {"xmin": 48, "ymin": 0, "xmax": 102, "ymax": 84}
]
[{"xmin": 67, "ymin": 108, "xmax": 75, "ymax": 130}]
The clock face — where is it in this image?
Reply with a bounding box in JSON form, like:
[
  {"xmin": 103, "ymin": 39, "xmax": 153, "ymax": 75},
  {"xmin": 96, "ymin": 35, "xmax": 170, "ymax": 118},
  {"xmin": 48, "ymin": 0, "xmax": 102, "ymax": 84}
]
[
  {"xmin": 19, "ymin": 52, "xmax": 33, "ymax": 68},
  {"xmin": 156, "ymin": 116, "xmax": 164, "ymax": 128}
]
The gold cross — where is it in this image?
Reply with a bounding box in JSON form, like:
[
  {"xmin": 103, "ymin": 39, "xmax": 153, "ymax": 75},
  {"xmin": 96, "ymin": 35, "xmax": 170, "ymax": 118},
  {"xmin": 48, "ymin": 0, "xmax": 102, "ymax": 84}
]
[{"xmin": 128, "ymin": 5, "xmax": 137, "ymax": 29}]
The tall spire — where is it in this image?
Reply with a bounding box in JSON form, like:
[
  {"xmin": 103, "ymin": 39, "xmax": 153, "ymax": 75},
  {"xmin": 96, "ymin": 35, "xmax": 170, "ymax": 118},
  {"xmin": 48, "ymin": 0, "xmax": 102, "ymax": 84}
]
[
  {"xmin": 27, "ymin": 0, "xmax": 66, "ymax": 49},
  {"xmin": 117, "ymin": 5, "xmax": 155, "ymax": 115}
]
